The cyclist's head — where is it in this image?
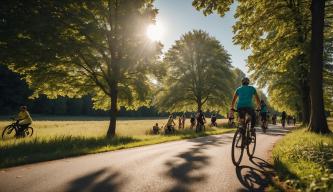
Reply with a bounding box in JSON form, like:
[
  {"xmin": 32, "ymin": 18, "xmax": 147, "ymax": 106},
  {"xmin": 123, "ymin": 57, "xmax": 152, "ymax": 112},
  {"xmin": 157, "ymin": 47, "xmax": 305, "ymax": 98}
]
[
  {"xmin": 20, "ymin": 106, "xmax": 27, "ymax": 111},
  {"xmin": 241, "ymin": 77, "xmax": 250, "ymax": 85},
  {"xmin": 260, "ymin": 99, "xmax": 265, "ymax": 104}
]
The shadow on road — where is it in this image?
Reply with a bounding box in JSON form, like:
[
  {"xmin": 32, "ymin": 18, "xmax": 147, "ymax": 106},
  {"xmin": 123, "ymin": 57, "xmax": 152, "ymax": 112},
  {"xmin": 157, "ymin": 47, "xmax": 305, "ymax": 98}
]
[
  {"xmin": 235, "ymin": 127, "xmax": 289, "ymax": 192},
  {"xmin": 164, "ymin": 136, "xmax": 226, "ymax": 192},
  {"xmin": 256, "ymin": 126, "xmax": 291, "ymax": 136},
  {"xmin": 235, "ymin": 157, "xmax": 274, "ymax": 192},
  {"xmin": 66, "ymin": 168, "xmax": 126, "ymax": 192}
]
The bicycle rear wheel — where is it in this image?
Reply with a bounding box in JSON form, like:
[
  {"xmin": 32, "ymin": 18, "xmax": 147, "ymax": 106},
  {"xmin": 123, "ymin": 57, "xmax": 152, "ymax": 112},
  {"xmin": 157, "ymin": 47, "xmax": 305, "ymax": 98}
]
[
  {"xmin": 24, "ymin": 127, "xmax": 34, "ymax": 137},
  {"xmin": 2, "ymin": 125, "xmax": 16, "ymax": 140},
  {"xmin": 246, "ymin": 126, "xmax": 256, "ymax": 157},
  {"xmin": 231, "ymin": 129, "xmax": 244, "ymax": 166}
]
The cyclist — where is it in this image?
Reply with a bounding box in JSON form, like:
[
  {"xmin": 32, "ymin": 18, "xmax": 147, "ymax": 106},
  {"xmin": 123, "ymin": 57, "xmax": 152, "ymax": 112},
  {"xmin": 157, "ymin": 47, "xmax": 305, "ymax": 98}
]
[
  {"xmin": 259, "ymin": 100, "xmax": 268, "ymax": 129},
  {"xmin": 165, "ymin": 115, "xmax": 176, "ymax": 134},
  {"xmin": 210, "ymin": 113, "xmax": 217, "ymax": 127},
  {"xmin": 230, "ymin": 77, "xmax": 260, "ymax": 133},
  {"xmin": 16, "ymin": 106, "xmax": 33, "ymax": 136},
  {"xmin": 196, "ymin": 110, "xmax": 206, "ymax": 130},
  {"xmin": 281, "ymin": 111, "xmax": 287, "ymax": 128},
  {"xmin": 272, "ymin": 113, "xmax": 277, "ymax": 125}
]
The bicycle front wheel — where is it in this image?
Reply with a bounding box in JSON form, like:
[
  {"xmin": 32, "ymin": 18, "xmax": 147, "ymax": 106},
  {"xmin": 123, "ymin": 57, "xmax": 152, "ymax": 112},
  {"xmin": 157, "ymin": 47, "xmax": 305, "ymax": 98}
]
[
  {"xmin": 2, "ymin": 125, "xmax": 16, "ymax": 140},
  {"xmin": 231, "ymin": 129, "xmax": 244, "ymax": 166}
]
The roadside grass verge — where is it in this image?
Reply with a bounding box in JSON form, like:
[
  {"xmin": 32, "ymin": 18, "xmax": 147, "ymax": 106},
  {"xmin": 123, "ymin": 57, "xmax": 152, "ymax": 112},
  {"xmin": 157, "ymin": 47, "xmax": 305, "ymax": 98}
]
[
  {"xmin": 271, "ymin": 122, "xmax": 333, "ymax": 191},
  {"xmin": 0, "ymin": 126, "xmax": 235, "ymax": 168}
]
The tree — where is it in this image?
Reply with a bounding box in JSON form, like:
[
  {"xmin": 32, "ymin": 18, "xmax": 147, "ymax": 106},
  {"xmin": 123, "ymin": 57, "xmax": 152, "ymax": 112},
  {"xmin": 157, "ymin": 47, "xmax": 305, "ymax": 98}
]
[
  {"xmin": 308, "ymin": 0, "xmax": 330, "ymax": 133},
  {"xmin": 193, "ymin": 0, "xmax": 333, "ymax": 131},
  {"xmin": 0, "ymin": 0, "xmax": 162, "ymax": 137},
  {"xmin": 156, "ymin": 30, "xmax": 234, "ymax": 112}
]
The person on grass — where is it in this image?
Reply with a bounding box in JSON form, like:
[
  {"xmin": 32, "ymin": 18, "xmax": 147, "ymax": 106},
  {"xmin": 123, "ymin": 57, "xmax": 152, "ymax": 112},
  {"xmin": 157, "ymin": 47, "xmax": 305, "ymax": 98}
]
[{"xmin": 153, "ymin": 123, "xmax": 160, "ymax": 134}]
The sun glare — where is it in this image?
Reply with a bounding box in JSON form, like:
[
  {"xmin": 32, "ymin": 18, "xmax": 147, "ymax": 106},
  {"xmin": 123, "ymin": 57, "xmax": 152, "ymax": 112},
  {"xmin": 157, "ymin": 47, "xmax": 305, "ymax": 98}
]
[{"xmin": 146, "ymin": 23, "xmax": 163, "ymax": 41}]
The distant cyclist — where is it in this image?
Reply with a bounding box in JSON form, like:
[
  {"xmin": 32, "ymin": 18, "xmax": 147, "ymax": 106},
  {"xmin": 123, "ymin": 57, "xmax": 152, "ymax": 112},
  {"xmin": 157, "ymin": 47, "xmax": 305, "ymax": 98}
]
[
  {"xmin": 165, "ymin": 115, "xmax": 176, "ymax": 134},
  {"xmin": 260, "ymin": 100, "xmax": 268, "ymax": 129},
  {"xmin": 230, "ymin": 77, "xmax": 260, "ymax": 133},
  {"xmin": 272, "ymin": 113, "xmax": 277, "ymax": 125},
  {"xmin": 16, "ymin": 106, "xmax": 33, "ymax": 136},
  {"xmin": 210, "ymin": 113, "xmax": 217, "ymax": 127},
  {"xmin": 281, "ymin": 111, "xmax": 287, "ymax": 128}
]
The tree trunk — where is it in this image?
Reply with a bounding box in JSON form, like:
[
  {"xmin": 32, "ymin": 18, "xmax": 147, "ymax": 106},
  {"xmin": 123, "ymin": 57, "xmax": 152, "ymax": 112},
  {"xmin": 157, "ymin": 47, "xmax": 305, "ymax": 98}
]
[
  {"xmin": 197, "ymin": 100, "xmax": 202, "ymax": 112},
  {"xmin": 107, "ymin": 85, "xmax": 118, "ymax": 138},
  {"xmin": 308, "ymin": 0, "xmax": 331, "ymax": 134},
  {"xmin": 300, "ymin": 84, "xmax": 310, "ymax": 124}
]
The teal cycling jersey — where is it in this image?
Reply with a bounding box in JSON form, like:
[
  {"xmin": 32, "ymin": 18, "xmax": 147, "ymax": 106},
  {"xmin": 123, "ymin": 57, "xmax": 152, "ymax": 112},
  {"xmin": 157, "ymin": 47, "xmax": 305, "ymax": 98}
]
[
  {"xmin": 261, "ymin": 103, "xmax": 267, "ymax": 113},
  {"xmin": 235, "ymin": 85, "xmax": 257, "ymax": 109}
]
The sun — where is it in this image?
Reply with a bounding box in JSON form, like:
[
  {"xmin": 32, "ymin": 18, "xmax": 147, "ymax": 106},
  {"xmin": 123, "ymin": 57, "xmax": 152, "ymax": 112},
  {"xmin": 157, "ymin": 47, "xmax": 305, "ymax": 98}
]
[{"xmin": 146, "ymin": 23, "xmax": 163, "ymax": 41}]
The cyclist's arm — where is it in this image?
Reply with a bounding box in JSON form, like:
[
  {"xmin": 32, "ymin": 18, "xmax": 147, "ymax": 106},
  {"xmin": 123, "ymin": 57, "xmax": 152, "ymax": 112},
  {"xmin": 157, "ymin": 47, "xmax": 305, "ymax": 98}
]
[{"xmin": 230, "ymin": 93, "xmax": 238, "ymax": 110}]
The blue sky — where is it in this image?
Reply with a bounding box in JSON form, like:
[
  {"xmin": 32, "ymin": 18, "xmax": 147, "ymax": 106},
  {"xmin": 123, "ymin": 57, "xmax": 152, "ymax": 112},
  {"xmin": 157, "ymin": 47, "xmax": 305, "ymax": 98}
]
[{"xmin": 154, "ymin": 0, "xmax": 251, "ymax": 75}]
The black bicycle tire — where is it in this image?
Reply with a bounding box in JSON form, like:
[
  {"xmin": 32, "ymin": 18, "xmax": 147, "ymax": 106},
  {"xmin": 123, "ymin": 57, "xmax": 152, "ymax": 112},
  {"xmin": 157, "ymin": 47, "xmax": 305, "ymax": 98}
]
[
  {"xmin": 231, "ymin": 129, "xmax": 244, "ymax": 166},
  {"xmin": 2, "ymin": 125, "xmax": 16, "ymax": 140},
  {"xmin": 25, "ymin": 127, "xmax": 34, "ymax": 137}
]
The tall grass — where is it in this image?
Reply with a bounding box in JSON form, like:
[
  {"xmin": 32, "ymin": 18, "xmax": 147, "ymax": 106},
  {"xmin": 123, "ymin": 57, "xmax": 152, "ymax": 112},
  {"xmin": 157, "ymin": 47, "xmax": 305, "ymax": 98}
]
[
  {"xmin": 0, "ymin": 118, "xmax": 233, "ymax": 168},
  {"xmin": 272, "ymin": 119, "xmax": 333, "ymax": 191}
]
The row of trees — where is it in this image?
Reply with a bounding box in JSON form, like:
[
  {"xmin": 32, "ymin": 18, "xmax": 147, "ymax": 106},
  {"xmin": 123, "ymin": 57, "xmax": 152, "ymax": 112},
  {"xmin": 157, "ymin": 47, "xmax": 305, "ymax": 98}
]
[
  {"xmin": 193, "ymin": 0, "xmax": 333, "ymax": 133},
  {"xmin": 0, "ymin": 64, "xmax": 164, "ymax": 116},
  {"xmin": 1, "ymin": 0, "xmax": 246, "ymax": 137}
]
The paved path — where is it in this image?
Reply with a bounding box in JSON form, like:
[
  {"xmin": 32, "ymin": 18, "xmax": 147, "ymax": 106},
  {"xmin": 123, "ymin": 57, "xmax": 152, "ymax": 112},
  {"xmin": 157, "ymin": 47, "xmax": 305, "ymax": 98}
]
[{"xmin": 0, "ymin": 126, "xmax": 290, "ymax": 192}]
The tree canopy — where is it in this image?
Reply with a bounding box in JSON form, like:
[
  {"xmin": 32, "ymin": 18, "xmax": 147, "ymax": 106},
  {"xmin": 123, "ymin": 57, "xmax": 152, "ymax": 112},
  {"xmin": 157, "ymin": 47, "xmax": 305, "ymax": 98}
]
[
  {"xmin": 156, "ymin": 30, "xmax": 235, "ymax": 112},
  {"xmin": 193, "ymin": 0, "xmax": 333, "ymax": 131},
  {"xmin": 0, "ymin": 0, "xmax": 162, "ymax": 137}
]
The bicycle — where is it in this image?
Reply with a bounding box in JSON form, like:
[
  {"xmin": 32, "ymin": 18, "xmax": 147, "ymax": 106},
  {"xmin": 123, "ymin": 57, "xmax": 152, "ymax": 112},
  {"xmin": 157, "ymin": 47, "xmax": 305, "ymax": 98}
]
[
  {"xmin": 281, "ymin": 119, "xmax": 286, "ymax": 128},
  {"xmin": 210, "ymin": 121, "xmax": 217, "ymax": 127},
  {"xmin": 2, "ymin": 118, "xmax": 34, "ymax": 140},
  {"xmin": 260, "ymin": 113, "xmax": 268, "ymax": 133},
  {"xmin": 164, "ymin": 125, "xmax": 175, "ymax": 135},
  {"xmin": 231, "ymin": 109, "xmax": 257, "ymax": 166},
  {"xmin": 261, "ymin": 118, "xmax": 268, "ymax": 133}
]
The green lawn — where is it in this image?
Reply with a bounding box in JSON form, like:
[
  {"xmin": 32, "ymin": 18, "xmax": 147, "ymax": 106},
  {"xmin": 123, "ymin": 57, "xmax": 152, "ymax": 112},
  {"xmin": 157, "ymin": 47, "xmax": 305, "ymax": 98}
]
[
  {"xmin": 0, "ymin": 118, "xmax": 233, "ymax": 168},
  {"xmin": 271, "ymin": 118, "xmax": 333, "ymax": 192}
]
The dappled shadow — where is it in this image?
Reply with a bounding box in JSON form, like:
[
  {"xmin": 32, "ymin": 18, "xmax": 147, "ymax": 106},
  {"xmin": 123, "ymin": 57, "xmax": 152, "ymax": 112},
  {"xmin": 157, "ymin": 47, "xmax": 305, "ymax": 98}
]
[
  {"xmin": 249, "ymin": 156, "xmax": 273, "ymax": 172},
  {"xmin": 66, "ymin": 168, "xmax": 126, "ymax": 192},
  {"xmin": 235, "ymin": 156, "xmax": 274, "ymax": 192},
  {"xmin": 0, "ymin": 136, "xmax": 139, "ymax": 168},
  {"xmin": 256, "ymin": 126, "xmax": 291, "ymax": 136},
  {"xmin": 164, "ymin": 136, "xmax": 224, "ymax": 192}
]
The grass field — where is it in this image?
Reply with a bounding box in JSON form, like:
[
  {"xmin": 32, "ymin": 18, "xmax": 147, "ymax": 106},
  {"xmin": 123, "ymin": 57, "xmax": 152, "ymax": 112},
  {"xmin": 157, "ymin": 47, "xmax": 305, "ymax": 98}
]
[
  {"xmin": 0, "ymin": 117, "xmax": 233, "ymax": 168},
  {"xmin": 271, "ymin": 118, "xmax": 333, "ymax": 192}
]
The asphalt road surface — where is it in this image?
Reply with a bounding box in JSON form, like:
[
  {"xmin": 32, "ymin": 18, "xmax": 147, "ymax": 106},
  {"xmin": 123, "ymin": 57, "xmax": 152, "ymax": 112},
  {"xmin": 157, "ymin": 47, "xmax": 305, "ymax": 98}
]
[{"xmin": 0, "ymin": 125, "xmax": 290, "ymax": 192}]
